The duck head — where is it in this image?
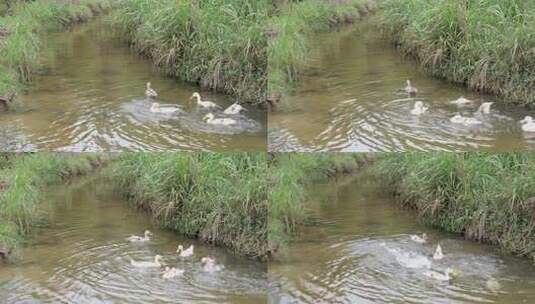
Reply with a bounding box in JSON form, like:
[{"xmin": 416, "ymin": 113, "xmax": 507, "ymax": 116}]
[
  {"xmin": 521, "ymin": 116, "xmax": 533, "ymax": 124},
  {"xmin": 190, "ymin": 92, "xmax": 201, "ymax": 102},
  {"xmin": 146, "ymin": 82, "xmax": 152, "ymax": 89},
  {"xmin": 176, "ymin": 245, "xmax": 184, "ymax": 253},
  {"xmin": 144, "ymin": 230, "xmax": 152, "ymax": 237},
  {"xmin": 203, "ymin": 113, "xmax": 214, "ymax": 122}
]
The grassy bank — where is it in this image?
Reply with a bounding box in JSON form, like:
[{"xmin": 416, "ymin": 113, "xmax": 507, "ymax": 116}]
[
  {"xmin": 268, "ymin": 153, "xmax": 370, "ymax": 254},
  {"xmin": 383, "ymin": 0, "xmax": 535, "ymax": 106},
  {"xmin": 0, "ymin": 153, "xmax": 107, "ymax": 255},
  {"xmin": 268, "ymin": 0, "xmax": 378, "ymax": 103},
  {"xmin": 112, "ymin": 153, "xmax": 268, "ymax": 259},
  {"xmin": 114, "ymin": 0, "xmax": 270, "ymax": 104},
  {"xmin": 0, "ymin": 0, "xmax": 112, "ymax": 103},
  {"xmin": 376, "ymin": 153, "xmax": 535, "ymax": 261}
]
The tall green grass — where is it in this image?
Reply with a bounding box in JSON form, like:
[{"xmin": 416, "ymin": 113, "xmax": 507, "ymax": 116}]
[
  {"xmin": 114, "ymin": 0, "xmax": 270, "ymax": 104},
  {"xmin": 0, "ymin": 0, "xmax": 112, "ymax": 99},
  {"xmin": 375, "ymin": 153, "xmax": 535, "ymax": 261},
  {"xmin": 383, "ymin": 0, "xmax": 535, "ymax": 106},
  {"xmin": 112, "ymin": 153, "xmax": 268, "ymax": 259},
  {"xmin": 0, "ymin": 153, "xmax": 107, "ymax": 253},
  {"xmin": 268, "ymin": 153, "xmax": 369, "ymax": 254},
  {"xmin": 268, "ymin": 0, "xmax": 377, "ymax": 99}
]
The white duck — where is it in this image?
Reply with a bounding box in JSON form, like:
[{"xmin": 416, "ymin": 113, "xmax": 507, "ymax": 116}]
[
  {"xmin": 145, "ymin": 82, "xmax": 158, "ymax": 98},
  {"xmin": 410, "ymin": 101, "xmax": 428, "ymax": 115},
  {"xmin": 191, "ymin": 92, "xmax": 218, "ymax": 108},
  {"xmin": 177, "ymin": 245, "xmax": 194, "ymax": 258},
  {"xmin": 520, "ymin": 116, "xmax": 535, "ymax": 132},
  {"xmin": 404, "ymin": 80, "xmax": 418, "ymax": 95},
  {"xmin": 126, "ymin": 230, "xmax": 152, "ymax": 242},
  {"xmin": 162, "ymin": 266, "xmax": 185, "ymax": 279},
  {"xmin": 223, "ymin": 102, "xmax": 247, "ymax": 115},
  {"xmin": 410, "ymin": 233, "xmax": 428, "ymax": 244},
  {"xmin": 450, "ymin": 96, "xmax": 473, "ymax": 105},
  {"xmin": 130, "ymin": 255, "xmax": 162, "ymax": 268},
  {"xmin": 424, "ymin": 267, "xmax": 456, "ymax": 281},
  {"xmin": 477, "ymin": 102, "xmax": 494, "ymax": 114},
  {"xmin": 433, "ymin": 244, "xmax": 444, "ymax": 260},
  {"xmin": 201, "ymin": 257, "xmax": 224, "ymax": 272},
  {"xmin": 150, "ymin": 102, "xmax": 180, "ymax": 114},
  {"xmin": 450, "ymin": 114, "xmax": 482, "ymax": 125},
  {"xmin": 203, "ymin": 113, "xmax": 237, "ymax": 126}
]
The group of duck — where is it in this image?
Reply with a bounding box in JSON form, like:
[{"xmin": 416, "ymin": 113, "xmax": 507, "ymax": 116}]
[
  {"xmin": 404, "ymin": 80, "xmax": 535, "ymax": 132},
  {"xmin": 408, "ymin": 233, "xmax": 501, "ymax": 293},
  {"xmin": 145, "ymin": 82, "xmax": 246, "ymax": 126},
  {"xmin": 126, "ymin": 230, "xmax": 224, "ymax": 279}
]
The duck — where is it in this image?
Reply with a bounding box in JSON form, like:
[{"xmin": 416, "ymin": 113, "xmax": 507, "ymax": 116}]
[
  {"xmin": 486, "ymin": 278, "xmax": 501, "ymax": 293},
  {"xmin": 410, "ymin": 101, "xmax": 428, "ymax": 115},
  {"xmin": 223, "ymin": 102, "xmax": 247, "ymax": 115},
  {"xmin": 130, "ymin": 255, "xmax": 162, "ymax": 268},
  {"xmin": 162, "ymin": 266, "xmax": 185, "ymax": 279},
  {"xmin": 450, "ymin": 96, "xmax": 473, "ymax": 105},
  {"xmin": 520, "ymin": 116, "xmax": 535, "ymax": 132},
  {"xmin": 404, "ymin": 80, "xmax": 418, "ymax": 95},
  {"xmin": 433, "ymin": 244, "xmax": 444, "ymax": 260},
  {"xmin": 126, "ymin": 230, "xmax": 152, "ymax": 242},
  {"xmin": 150, "ymin": 102, "xmax": 180, "ymax": 114},
  {"xmin": 424, "ymin": 267, "xmax": 456, "ymax": 281},
  {"xmin": 201, "ymin": 257, "xmax": 224, "ymax": 273},
  {"xmin": 410, "ymin": 233, "xmax": 428, "ymax": 244},
  {"xmin": 477, "ymin": 102, "xmax": 494, "ymax": 114},
  {"xmin": 450, "ymin": 114, "xmax": 482, "ymax": 125},
  {"xmin": 145, "ymin": 82, "xmax": 158, "ymax": 98},
  {"xmin": 203, "ymin": 113, "xmax": 237, "ymax": 126},
  {"xmin": 176, "ymin": 244, "xmax": 194, "ymax": 258},
  {"xmin": 191, "ymin": 92, "xmax": 218, "ymax": 108}
]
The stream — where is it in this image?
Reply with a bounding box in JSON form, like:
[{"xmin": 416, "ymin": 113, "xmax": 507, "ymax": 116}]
[
  {"xmin": 0, "ymin": 173, "xmax": 268, "ymax": 303},
  {"xmin": 268, "ymin": 20, "xmax": 535, "ymax": 152},
  {"xmin": 269, "ymin": 172, "xmax": 535, "ymax": 303},
  {"xmin": 0, "ymin": 18, "xmax": 267, "ymax": 152}
]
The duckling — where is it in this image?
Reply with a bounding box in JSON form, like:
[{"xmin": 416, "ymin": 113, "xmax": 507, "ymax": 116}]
[
  {"xmin": 145, "ymin": 82, "xmax": 158, "ymax": 98},
  {"xmin": 130, "ymin": 255, "xmax": 162, "ymax": 268},
  {"xmin": 162, "ymin": 266, "xmax": 185, "ymax": 279},
  {"xmin": 223, "ymin": 102, "xmax": 247, "ymax": 115},
  {"xmin": 424, "ymin": 267, "xmax": 456, "ymax": 281},
  {"xmin": 404, "ymin": 80, "xmax": 418, "ymax": 95},
  {"xmin": 203, "ymin": 113, "xmax": 237, "ymax": 126},
  {"xmin": 150, "ymin": 102, "xmax": 180, "ymax": 114},
  {"xmin": 177, "ymin": 244, "xmax": 194, "ymax": 258},
  {"xmin": 486, "ymin": 278, "xmax": 501, "ymax": 293},
  {"xmin": 477, "ymin": 102, "xmax": 494, "ymax": 114},
  {"xmin": 201, "ymin": 257, "xmax": 224, "ymax": 273},
  {"xmin": 410, "ymin": 101, "xmax": 428, "ymax": 115},
  {"xmin": 450, "ymin": 96, "xmax": 473, "ymax": 105},
  {"xmin": 520, "ymin": 116, "xmax": 535, "ymax": 132},
  {"xmin": 191, "ymin": 92, "xmax": 218, "ymax": 108},
  {"xmin": 126, "ymin": 230, "xmax": 152, "ymax": 242},
  {"xmin": 410, "ymin": 233, "xmax": 428, "ymax": 244},
  {"xmin": 433, "ymin": 244, "xmax": 444, "ymax": 260}
]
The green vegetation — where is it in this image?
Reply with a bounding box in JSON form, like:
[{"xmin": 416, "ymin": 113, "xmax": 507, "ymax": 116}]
[
  {"xmin": 383, "ymin": 0, "xmax": 535, "ymax": 106},
  {"xmin": 268, "ymin": 153, "xmax": 368, "ymax": 254},
  {"xmin": 114, "ymin": 0, "xmax": 270, "ymax": 104},
  {"xmin": 268, "ymin": 0, "xmax": 377, "ymax": 101},
  {"xmin": 112, "ymin": 153, "xmax": 268, "ymax": 259},
  {"xmin": 376, "ymin": 153, "xmax": 535, "ymax": 261},
  {"xmin": 0, "ymin": 153, "xmax": 107, "ymax": 254},
  {"xmin": 0, "ymin": 0, "xmax": 112, "ymax": 101}
]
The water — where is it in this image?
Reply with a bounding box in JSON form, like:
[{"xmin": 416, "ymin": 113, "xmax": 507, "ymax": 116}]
[
  {"xmin": 269, "ymin": 173, "xmax": 535, "ymax": 303},
  {"xmin": 268, "ymin": 20, "xmax": 535, "ymax": 152},
  {"xmin": 0, "ymin": 173, "xmax": 268, "ymax": 303},
  {"xmin": 0, "ymin": 18, "xmax": 266, "ymax": 152}
]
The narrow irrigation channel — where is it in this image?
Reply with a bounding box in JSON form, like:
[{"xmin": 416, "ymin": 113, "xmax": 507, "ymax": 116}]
[
  {"xmin": 0, "ymin": 172, "xmax": 268, "ymax": 303},
  {"xmin": 269, "ymin": 172, "xmax": 535, "ymax": 303},
  {"xmin": 268, "ymin": 19, "xmax": 535, "ymax": 152},
  {"xmin": 0, "ymin": 18, "xmax": 267, "ymax": 152}
]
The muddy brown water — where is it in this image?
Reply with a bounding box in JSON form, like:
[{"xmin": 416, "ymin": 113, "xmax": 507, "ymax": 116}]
[
  {"xmin": 0, "ymin": 18, "xmax": 267, "ymax": 152},
  {"xmin": 268, "ymin": 20, "xmax": 535, "ymax": 152},
  {"xmin": 0, "ymin": 173, "xmax": 268, "ymax": 303},
  {"xmin": 269, "ymin": 172, "xmax": 535, "ymax": 303}
]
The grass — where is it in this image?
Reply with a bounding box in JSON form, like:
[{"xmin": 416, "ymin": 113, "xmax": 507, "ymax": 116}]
[
  {"xmin": 113, "ymin": 0, "xmax": 270, "ymax": 104},
  {"xmin": 0, "ymin": 0, "xmax": 113, "ymax": 101},
  {"xmin": 382, "ymin": 0, "xmax": 535, "ymax": 106},
  {"xmin": 268, "ymin": 153, "xmax": 369, "ymax": 254},
  {"xmin": 267, "ymin": 0, "xmax": 378, "ymax": 101},
  {"xmin": 375, "ymin": 153, "xmax": 535, "ymax": 261},
  {"xmin": 111, "ymin": 153, "xmax": 268, "ymax": 259},
  {"xmin": 0, "ymin": 153, "xmax": 108, "ymax": 254}
]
